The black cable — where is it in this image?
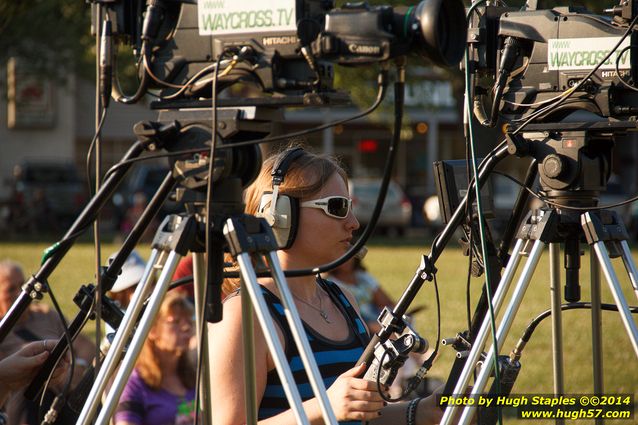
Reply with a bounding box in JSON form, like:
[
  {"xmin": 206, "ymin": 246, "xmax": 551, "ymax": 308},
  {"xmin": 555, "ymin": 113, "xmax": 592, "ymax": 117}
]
[
  {"xmin": 511, "ymin": 14, "xmax": 638, "ymax": 134},
  {"xmin": 376, "ymin": 346, "xmax": 399, "ymax": 402},
  {"xmin": 425, "ymin": 271, "xmax": 441, "ymax": 369},
  {"xmin": 614, "ymin": 45, "xmax": 638, "ymax": 92},
  {"xmin": 112, "ymin": 53, "xmax": 150, "ymax": 104},
  {"xmin": 491, "ymin": 170, "xmax": 638, "ymax": 212},
  {"xmin": 464, "ymin": 9, "xmax": 502, "ymax": 416},
  {"xmin": 281, "ymin": 66, "xmax": 396, "ymax": 278},
  {"xmin": 168, "ymin": 275, "xmax": 194, "ymax": 292},
  {"xmin": 518, "ymin": 302, "xmax": 638, "ymax": 347},
  {"xmin": 38, "ymin": 281, "xmax": 76, "ymax": 425},
  {"xmin": 85, "ymin": 109, "xmax": 108, "ymax": 197},
  {"xmin": 376, "ymin": 269, "xmax": 442, "ymax": 403},
  {"xmin": 466, "ymin": 233, "xmax": 473, "ymax": 332},
  {"xmin": 404, "ymin": 272, "xmax": 442, "ymax": 399},
  {"xmin": 195, "ymin": 50, "xmax": 224, "ymax": 425},
  {"xmin": 194, "ymin": 266, "xmax": 207, "ymax": 425}
]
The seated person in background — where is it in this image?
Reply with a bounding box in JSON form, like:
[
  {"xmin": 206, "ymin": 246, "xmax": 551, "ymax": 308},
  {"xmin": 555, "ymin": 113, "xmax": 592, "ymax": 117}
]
[
  {"xmin": 106, "ymin": 250, "xmax": 147, "ymax": 312},
  {"xmin": 102, "ymin": 249, "xmax": 147, "ymax": 386},
  {"xmin": 114, "ymin": 292, "xmax": 196, "ymax": 425},
  {"xmin": 326, "ymin": 253, "xmax": 394, "ymax": 334},
  {"xmin": 0, "ymin": 259, "xmax": 95, "ymax": 425}
]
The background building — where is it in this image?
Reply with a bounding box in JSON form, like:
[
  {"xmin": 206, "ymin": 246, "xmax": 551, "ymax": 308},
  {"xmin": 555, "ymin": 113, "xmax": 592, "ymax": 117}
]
[{"xmin": 2, "ymin": 62, "xmax": 638, "ymax": 235}]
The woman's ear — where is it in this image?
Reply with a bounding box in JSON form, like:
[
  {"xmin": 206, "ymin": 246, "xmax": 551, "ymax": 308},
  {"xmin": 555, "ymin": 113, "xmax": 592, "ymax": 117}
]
[{"xmin": 148, "ymin": 326, "xmax": 158, "ymax": 341}]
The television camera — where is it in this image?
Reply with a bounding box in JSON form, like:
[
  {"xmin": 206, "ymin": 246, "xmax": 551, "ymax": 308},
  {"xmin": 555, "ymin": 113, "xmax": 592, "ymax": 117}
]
[
  {"xmin": 435, "ymin": 4, "xmax": 638, "ymax": 424},
  {"xmin": 467, "ymin": 0, "xmax": 638, "ymax": 126},
  {"xmin": 98, "ymin": 0, "xmax": 466, "ymax": 105},
  {"xmin": 460, "ymin": 1, "xmax": 638, "ymax": 206}
]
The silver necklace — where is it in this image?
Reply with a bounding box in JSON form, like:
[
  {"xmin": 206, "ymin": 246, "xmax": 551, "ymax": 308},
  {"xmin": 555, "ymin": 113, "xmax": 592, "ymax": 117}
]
[{"xmin": 292, "ymin": 289, "xmax": 331, "ymax": 324}]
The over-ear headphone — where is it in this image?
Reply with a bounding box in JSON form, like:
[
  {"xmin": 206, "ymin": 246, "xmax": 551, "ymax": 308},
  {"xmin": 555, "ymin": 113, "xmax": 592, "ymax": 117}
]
[{"xmin": 256, "ymin": 147, "xmax": 305, "ymax": 249}]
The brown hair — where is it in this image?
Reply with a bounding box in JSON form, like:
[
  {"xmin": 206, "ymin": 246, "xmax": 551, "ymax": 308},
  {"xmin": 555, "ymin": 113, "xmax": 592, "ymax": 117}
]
[
  {"xmin": 222, "ymin": 145, "xmax": 348, "ymax": 295},
  {"xmin": 136, "ymin": 291, "xmax": 196, "ymax": 390},
  {"xmin": 244, "ymin": 146, "xmax": 348, "ymax": 215}
]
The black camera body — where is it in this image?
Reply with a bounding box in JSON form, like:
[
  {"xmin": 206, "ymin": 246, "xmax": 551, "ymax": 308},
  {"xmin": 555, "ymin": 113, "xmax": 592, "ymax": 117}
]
[
  {"xmin": 314, "ymin": 0, "xmax": 466, "ymax": 67},
  {"xmin": 468, "ymin": 4, "xmax": 638, "ymax": 123},
  {"xmin": 100, "ymin": 0, "xmax": 465, "ymax": 101},
  {"xmin": 150, "ymin": 0, "xmax": 335, "ymax": 97}
]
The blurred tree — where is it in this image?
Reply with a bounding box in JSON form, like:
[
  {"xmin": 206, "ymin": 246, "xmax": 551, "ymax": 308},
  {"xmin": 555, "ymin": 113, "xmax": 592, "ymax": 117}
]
[
  {"xmin": 0, "ymin": 0, "xmax": 622, "ymax": 98},
  {"xmin": 0, "ymin": 0, "xmax": 93, "ymax": 80}
]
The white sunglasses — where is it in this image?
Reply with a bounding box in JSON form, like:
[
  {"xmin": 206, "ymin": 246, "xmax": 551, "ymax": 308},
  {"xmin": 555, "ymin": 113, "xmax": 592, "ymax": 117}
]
[{"xmin": 300, "ymin": 196, "xmax": 352, "ymax": 219}]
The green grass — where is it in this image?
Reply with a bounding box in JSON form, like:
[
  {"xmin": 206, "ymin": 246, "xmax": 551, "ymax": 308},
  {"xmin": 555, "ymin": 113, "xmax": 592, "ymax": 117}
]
[
  {"xmin": 0, "ymin": 240, "xmax": 151, "ymax": 339},
  {"xmin": 1, "ymin": 238, "xmax": 636, "ymax": 424}
]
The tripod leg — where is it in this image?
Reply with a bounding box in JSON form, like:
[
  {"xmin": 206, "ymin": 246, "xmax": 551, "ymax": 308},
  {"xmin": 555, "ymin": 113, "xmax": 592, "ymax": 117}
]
[
  {"xmin": 96, "ymin": 250, "xmax": 183, "ymax": 425},
  {"xmin": 76, "ymin": 248, "xmax": 163, "ymax": 425},
  {"xmin": 592, "ymin": 241, "xmax": 638, "ymax": 358},
  {"xmin": 590, "ymin": 248, "xmax": 604, "ymax": 425},
  {"xmin": 440, "ymin": 238, "xmax": 526, "ymax": 425},
  {"xmin": 240, "ymin": 274, "xmax": 259, "ymax": 425},
  {"xmin": 234, "ymin": 253, "xmax": 312, "ymax": 425},
  {"xmin": 193, "ymin": 252, "xmax": 213, "ymax": 425},
  {"xmin": 455, "ymin": 239, "xmax": 545, "ymax": 425},
  {"xmin": 549, "ymin": 243, "xmax": 565, "ymax": 401},
  {"xmin": 619, "ymin": 240, "xmax": 638, "ymax": 301},
  {"xmin": 265, "ymin": 251, "xmax": 339, "ymax": 425}
]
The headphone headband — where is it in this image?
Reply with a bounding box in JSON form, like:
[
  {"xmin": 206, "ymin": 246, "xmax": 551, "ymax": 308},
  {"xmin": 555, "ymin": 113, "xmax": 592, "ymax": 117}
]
[{"xmin": 271, "ymin": 147, "xmax": 305, "ymax": 186}]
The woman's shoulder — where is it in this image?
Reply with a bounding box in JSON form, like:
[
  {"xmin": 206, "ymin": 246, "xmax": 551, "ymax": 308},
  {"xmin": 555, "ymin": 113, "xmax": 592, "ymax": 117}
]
[{"xmin": 121, "ymin": 369, "xmax": 149, "ymax": 400}]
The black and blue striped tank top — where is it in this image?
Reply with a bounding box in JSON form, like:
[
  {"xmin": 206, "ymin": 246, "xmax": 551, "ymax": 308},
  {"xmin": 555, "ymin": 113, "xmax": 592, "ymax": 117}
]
[{"xmin": 257, "ymin": 277, "xmax": 370, "ymax": 423}]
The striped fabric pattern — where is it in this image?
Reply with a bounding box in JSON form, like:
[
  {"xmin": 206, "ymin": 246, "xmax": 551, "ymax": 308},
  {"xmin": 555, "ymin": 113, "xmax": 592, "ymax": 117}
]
[{"xmin": 258, "ymin": 279, "xmax": 369, "ymax": 424}]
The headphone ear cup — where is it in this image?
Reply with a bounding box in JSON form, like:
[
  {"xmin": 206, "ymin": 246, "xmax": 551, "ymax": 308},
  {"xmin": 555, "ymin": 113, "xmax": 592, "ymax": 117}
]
[{"xmin": 256, "ymin": 193, "xmax": 299, "ymax": 249}]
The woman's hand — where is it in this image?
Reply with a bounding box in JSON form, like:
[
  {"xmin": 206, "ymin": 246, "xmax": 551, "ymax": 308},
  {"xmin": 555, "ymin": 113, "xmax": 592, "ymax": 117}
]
[
  {"xmin": 0, "ymin": 340, "xmax": 68, "ymax": 393},
  {"xmin": 326, "ymin": 363, "xmax": 385, "ymax": 421}
]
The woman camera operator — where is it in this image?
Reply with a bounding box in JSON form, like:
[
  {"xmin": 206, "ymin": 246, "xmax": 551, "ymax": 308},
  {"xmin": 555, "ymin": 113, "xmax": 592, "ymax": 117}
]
[{"xmin": 208, "ymin": 147, "xmax": 443, "ymax": 425}]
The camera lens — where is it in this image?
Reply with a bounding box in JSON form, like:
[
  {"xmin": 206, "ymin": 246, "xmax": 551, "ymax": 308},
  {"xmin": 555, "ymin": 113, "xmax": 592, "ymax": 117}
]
[{"xmin": 412, "ymin": 0, "xmax": 466, "ymax": 67}]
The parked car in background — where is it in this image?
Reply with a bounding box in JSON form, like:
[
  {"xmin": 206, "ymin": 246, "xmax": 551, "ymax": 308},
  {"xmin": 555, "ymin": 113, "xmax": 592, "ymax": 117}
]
[
  {"xmin": 5, "ymin": 161, "xmax": 87, "ymax": 232},
  {"xmin": 349, "ymin": 179, "xmax": 412, "ymax": 236}
]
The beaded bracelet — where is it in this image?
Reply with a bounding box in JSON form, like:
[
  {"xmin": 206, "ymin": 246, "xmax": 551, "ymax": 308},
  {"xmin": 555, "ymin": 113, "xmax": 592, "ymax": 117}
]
[{"xmin": 406, "ymin": 397, "xmax": 422, "ymax": 425}]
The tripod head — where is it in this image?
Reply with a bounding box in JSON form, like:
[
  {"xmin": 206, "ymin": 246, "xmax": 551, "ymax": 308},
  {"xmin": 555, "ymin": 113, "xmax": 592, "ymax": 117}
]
[{"xmin": 505, "ymin": 120, "xmax": 638, "ymax": 212}]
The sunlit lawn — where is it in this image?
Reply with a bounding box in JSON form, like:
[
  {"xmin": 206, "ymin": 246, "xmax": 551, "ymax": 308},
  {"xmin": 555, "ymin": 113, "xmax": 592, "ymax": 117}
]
[{"xmin": 1, "ymin": 236, "xmax": 636, "ymax": 423}]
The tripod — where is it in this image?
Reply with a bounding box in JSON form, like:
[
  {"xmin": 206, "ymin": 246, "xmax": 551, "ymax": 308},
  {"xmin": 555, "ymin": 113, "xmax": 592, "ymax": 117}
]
[
  {"xmin": 74, "ymin": 205, "xmax": 340, "ymax": 425},
  {"xmin": 440, "ymin": 205, "xmax": 638, "ymax": 425},
  {"xmin": 7, "ymin": 102, "xmax": 345, "ymax": 424}
]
